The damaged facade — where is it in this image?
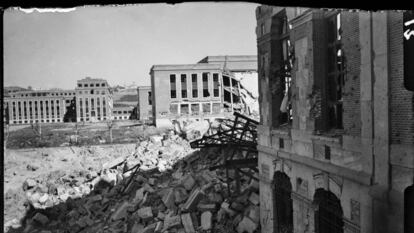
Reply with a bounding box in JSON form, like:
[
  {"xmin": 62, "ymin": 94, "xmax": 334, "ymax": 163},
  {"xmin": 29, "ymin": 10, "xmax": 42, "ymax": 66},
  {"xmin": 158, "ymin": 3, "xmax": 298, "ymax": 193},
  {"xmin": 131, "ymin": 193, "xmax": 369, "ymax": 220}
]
[
  {"xmin": 149, "ymin": 55, "xmax": 259, "ymax": 128},
  {"xmin": 256, "ymin": 6, "xmax": 414, "ymax": 233},
  {"xmin": 136, "ymin": 86, "xmax": 153, "ymax": 123}
]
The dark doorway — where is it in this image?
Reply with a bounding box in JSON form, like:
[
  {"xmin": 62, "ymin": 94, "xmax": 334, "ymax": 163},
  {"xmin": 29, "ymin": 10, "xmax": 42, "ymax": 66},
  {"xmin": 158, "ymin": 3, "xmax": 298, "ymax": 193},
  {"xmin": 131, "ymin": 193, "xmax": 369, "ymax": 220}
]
[
  {"xmin": 273, "ymin": 171, "xmax": 293, "ymax": 233},
  {"xmin": 313, "ymin": 188, "xmax": 344, "ymax": 233},
  {"xmin": 405, "ymin": 185, "xmax": 414, "ymax": 233}
]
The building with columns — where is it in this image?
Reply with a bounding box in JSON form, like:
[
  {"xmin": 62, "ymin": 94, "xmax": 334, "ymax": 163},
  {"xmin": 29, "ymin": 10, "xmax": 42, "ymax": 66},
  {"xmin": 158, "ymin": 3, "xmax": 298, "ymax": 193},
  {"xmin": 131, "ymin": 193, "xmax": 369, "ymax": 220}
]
[
  {"xmin": 150, "ymin": 55, "xmax": 258, "ymax": 127},
  {"xmin": 4, "ymin": 89, "xmax": 75, "ymax": 125},
  {"xmin": 256, "ymin": 6, "xmax": 413, "ymax": 233},
  {"xmin": 75, "ymin": 77, "xmax": 113, "ymax": 122}
]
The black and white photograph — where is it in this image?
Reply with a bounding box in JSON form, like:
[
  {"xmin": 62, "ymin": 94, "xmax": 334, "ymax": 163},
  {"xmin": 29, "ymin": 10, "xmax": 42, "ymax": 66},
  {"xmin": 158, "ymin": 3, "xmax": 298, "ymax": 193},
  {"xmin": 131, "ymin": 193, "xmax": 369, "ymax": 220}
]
[{"xmin": 2, "ymin": 3, "xmax": 414, "ymax": 233}]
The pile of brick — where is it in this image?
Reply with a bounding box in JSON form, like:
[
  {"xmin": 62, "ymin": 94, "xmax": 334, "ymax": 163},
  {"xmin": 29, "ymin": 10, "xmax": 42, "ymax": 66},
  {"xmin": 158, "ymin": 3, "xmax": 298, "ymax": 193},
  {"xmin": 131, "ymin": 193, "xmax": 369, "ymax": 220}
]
[{"xmin": 17, "ymin": 132, "xmax": 260, "ymax": 233}]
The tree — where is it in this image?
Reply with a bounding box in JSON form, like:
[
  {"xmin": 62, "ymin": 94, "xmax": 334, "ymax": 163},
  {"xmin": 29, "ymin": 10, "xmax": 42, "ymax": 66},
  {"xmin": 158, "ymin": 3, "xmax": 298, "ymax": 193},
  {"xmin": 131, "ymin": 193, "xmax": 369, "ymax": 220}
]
[
  {"xmin": 31, "ymin": 122, "xmax": 42, "ymax": 139},
  {"xmin": 107, "ymin": 120, "xmax": 115, "ymax": 144}
]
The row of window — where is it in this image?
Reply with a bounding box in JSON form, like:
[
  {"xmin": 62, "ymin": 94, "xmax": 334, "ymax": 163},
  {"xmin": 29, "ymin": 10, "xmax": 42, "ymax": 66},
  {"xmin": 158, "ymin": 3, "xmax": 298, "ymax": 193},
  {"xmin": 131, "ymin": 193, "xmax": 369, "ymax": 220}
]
[
  {"xmin": 78, "ymin": 89, "xmax": 106, "ymax": 95},
  {"xmin": 12, "ymin": 100, "xmax": 61, "ymax": 106},
  {"xmin": 112, "ymin": 110, "xmax": 132, "ymax": 114},
  {"xmin": 113, "ymin": 116, "xmax": 130, "ymax": 120},
  {"xmin": 12, "ymin": 119, "xmax": 62, "ymax": 124},
  {"xmin": 77, "ymin": 82, "xmax": 106, "ymax": 88},
  {"xmin": 79, "ymin": 117, "xmax": 108, "ymax": 121},
  {"xmin": 79, "ymin": 108, "xmax": 107, "ymax": 118},
  {"xmin": 12, "ymin": 92, "xmax": 75, "ymax": 98},
  {"xmin": 169, "ymin": 73, "xmax": 220, "ymax": 99},
  {"xmin": 169, "ymin": 102, "xmax": 222, "ymax": 115}
]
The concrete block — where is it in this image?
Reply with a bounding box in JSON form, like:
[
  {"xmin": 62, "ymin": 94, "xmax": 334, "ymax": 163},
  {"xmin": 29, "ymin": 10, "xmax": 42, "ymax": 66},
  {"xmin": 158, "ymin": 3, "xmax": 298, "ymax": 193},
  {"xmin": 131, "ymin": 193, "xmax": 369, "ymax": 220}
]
[
  {"xmin": 182, "ymin": 175, "xmax": 196, "ymax": 191},
  {"xmin": 236, "ymin": 216, "xmax": 258, "ymax": 233},
  {"xmin": 111, "ymin": 201, "xmax": 130, "ymax": 221},
  {"xmin": 248, "ymin": 192, "xmax": 259, "ymax": 205},
  {"xmin": 137, "ymin": 206, "xmax": 153, "ymax": 219},
  {"xmin": 183, "ymin": 188, "xmax": 204, "ymax": 211},
  {"xmin": 181, "ymin": 213, "xmax": 196, "ymax": 233},
  {"xmin": 201, "ymin": 211, "xmax": 212, "ymax": 230},
  {"xmin": 174, "ymin": 187, "xmax": 189, "ymax": 204},
  {"xmin": 134, "ymin": 187, "xmax": 146, "ymax": 203},
  {"xmin": 162, "ymin": 188, "xmax": 176, "ymax": 209},
  {"xmin": 163, "ymin": 215, "xmax": 182, "ymax": 230}
]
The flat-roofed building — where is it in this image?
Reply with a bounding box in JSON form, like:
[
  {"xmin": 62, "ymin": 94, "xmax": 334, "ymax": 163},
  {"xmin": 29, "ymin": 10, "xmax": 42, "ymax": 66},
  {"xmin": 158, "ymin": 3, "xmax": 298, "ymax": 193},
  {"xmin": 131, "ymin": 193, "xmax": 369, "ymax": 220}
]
[
  {"xmin": 150, "ymin": 55, "xmax": 258, "ymax": 127},
  {"xmin": 75, "ymin": 77, "xmax": 113, "ymax": 122},
  {"xmin": 4, "ymin": 89, "xmax": 75, "ymax": 125}
]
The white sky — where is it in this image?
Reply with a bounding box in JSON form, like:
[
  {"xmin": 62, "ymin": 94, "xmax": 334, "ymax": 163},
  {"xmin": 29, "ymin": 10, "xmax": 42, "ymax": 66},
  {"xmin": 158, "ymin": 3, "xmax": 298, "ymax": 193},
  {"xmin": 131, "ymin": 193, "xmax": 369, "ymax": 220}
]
[{"xmin": 4, "ymin": 3, "xmax": 259, "ymax": 90}]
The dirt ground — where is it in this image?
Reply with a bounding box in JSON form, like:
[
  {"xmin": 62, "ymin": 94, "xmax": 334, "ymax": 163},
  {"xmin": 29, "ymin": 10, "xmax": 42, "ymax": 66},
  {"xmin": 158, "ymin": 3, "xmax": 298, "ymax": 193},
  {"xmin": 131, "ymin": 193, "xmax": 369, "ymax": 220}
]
[{"xmin": 5, "ymin": 121, "xmax": 167, "ymax": 149}]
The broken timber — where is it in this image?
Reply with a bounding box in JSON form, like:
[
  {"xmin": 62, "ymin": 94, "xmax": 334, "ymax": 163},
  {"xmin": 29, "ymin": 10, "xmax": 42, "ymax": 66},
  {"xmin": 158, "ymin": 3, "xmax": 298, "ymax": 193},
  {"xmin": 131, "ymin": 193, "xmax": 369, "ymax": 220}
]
[{"xmin": 190, "ymin": 112, "xmax": 259, "ymax": 196}]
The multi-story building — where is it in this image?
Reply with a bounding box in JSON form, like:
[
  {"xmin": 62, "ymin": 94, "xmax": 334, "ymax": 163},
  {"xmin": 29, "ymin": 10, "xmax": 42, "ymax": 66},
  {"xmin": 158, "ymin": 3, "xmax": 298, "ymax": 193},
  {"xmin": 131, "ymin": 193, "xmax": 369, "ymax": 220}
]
[
  {"xmin": 4, "ymin": 89, "xmax": 75, "ymax": 125},
  {"xmin": 256, "ymin": 6, "xmax": 413, "ymax": 233},
  {"xmin": 150, "ymin": 55, "xmax": 258, "ymax": 127},
  {"xmin": 137, "ymin": 86, "xmax": 152, "ymax": 122},
  {"xmin": 75, "ymin": 77, "xmax": 113, "ymax": 122}
]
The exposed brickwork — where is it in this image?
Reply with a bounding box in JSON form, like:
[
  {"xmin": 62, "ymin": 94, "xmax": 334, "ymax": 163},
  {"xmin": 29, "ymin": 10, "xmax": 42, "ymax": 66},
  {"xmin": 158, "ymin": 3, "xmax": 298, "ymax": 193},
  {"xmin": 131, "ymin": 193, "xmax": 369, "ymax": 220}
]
[
  {"xmin": 388, "ymin": 12, "xmax": 414, "ymax": 145},
  {"xmin": 341, "ymin": 12, "xmax": 361, "ymax": 136}
]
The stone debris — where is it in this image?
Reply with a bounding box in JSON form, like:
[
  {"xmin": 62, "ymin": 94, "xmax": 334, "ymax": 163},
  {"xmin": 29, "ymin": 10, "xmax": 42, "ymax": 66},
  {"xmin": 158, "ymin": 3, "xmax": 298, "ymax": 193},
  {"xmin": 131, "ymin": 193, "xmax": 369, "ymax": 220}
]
[{"xmin": 17, "ymin": 131, "xmax": 260, "ymax": 233}]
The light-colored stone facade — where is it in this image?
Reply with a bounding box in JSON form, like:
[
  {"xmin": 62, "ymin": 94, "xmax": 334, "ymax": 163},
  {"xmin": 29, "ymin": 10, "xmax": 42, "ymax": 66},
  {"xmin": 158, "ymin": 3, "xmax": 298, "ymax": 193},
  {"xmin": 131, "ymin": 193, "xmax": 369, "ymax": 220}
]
[
  {"xmin": 4, "ymin": 89, "xmax": 75, "ymax": 125},
  {"xmin": 75, "ymin": 77, "xmax": 113, "ymax": 122}
]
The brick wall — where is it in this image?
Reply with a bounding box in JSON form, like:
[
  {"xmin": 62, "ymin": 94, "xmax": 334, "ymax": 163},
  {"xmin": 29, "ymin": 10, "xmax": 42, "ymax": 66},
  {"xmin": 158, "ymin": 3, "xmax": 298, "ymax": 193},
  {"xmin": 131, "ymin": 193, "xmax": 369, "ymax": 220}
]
[
  {"xmin": 388, "ymin": 12, "xmax": 414, "ymax": 145},
  {"xmin": 341, "ymin": 12, "xmax": 361, "ymax": 136}
]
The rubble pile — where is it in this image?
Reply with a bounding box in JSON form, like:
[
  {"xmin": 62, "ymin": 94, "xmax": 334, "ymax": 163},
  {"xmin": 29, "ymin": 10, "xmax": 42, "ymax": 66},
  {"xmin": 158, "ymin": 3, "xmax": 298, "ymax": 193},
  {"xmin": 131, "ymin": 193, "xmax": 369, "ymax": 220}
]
[{"xmin": 14, "ymin": 132, "xmax": 260, "ymax": 233}]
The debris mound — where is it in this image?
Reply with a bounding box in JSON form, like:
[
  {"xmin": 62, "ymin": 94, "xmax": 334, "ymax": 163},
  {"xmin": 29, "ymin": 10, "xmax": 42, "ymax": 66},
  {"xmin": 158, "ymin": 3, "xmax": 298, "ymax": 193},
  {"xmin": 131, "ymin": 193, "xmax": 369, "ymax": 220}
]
[{"xmin": 10, "ymin": 130, "xmax": 260, "ymax": 233}]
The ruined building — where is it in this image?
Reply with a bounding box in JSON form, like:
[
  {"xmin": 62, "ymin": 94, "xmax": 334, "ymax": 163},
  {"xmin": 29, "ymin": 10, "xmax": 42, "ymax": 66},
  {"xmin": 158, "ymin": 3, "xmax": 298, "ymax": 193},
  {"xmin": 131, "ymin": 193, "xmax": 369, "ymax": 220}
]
[
  {"xmin": 137, "ymin": 86, "xmax": 153, "ymax": 123},
  {"xmin": 256, "ymin": 6, "xmax": 414, "ymax": 233},
  {"xmin": 150, "ymin": 55, "xmax": 258, "ymax": 127}
]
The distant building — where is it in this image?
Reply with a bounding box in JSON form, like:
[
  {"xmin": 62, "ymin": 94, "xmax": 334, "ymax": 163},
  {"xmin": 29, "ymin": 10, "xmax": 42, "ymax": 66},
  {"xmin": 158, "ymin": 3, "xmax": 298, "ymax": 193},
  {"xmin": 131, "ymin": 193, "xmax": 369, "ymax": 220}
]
[
  {"xmin": 137, "ymin": 86, "xmax": 152, "ymax": 122},
  {"xmin": 111, "ymin": 105, "xmax": 134, "ymax": 121},
  {"xmin": 150, "ymin": 55, "xmax": 258, "ymax": 127},
  {"xmin": 75, "ymin": 77, "xmax": 113, "ymax": 122},
  {"xmin": 112, "ymin": 86, "xmax": 140, "ymax": 121},
  {"xmin": 4, "ymin": 89, "xmax": 75, "ymax": 125}
]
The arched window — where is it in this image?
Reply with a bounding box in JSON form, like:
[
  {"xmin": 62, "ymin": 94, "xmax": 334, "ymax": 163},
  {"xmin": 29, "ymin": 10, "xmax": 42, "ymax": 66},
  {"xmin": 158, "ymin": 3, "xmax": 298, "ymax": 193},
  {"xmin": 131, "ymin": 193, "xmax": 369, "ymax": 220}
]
[
  {"xmin": 273, "ymin": 171, "xmax": 293, "ymax": 233},
  {"xmin": 313, "ymin": 188, "xmax": 344, "ymax": 233}
]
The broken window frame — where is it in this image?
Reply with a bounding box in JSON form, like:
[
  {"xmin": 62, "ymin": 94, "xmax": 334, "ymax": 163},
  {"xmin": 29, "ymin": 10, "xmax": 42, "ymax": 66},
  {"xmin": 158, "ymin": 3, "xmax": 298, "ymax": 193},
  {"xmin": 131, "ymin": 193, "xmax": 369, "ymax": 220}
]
[
  {"xmin": 213, "ymin": 73, "xmax": 220, "ymax": 97},
  {"xmin": 271, "ymin": 13, "xmax": 294, "ymax": 128},
  {"xmin": 326, "ymin": 13, "xmax": 344, "ymax": 130}
]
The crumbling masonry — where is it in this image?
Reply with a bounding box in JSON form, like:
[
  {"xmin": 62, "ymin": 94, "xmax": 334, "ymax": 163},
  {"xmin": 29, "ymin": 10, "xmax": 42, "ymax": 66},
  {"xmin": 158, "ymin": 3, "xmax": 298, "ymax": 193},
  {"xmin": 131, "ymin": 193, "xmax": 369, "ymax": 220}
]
[{"xmin": 256, "ymin": 6, "xmax": 414, "ymax": 233}]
